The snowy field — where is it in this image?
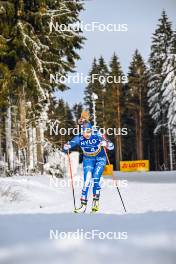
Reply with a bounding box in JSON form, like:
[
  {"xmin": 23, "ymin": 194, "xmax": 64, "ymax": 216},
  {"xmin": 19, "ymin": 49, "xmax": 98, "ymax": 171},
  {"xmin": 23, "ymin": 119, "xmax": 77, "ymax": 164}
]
[{"xmin": 0, "ymin": 171, "xmax": 176, "ymax": 264}]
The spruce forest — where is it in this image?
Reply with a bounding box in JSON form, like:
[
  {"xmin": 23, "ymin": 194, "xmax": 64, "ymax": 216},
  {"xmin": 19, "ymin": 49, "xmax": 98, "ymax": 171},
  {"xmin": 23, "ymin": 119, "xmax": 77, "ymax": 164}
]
[{"xmin": 0, "ymin": 1, "xmax": 176, "ymax": 175}]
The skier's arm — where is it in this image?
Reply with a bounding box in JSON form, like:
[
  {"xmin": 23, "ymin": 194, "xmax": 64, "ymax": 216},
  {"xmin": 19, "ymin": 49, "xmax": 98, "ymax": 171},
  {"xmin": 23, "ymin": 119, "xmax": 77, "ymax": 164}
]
[
  {"xmin": 99, "ymin": 133, "xmax": 114, "ymax": 150},
  {"xmin": 63, "ymin": 135, "xmax": 80, "ymax": 153}
]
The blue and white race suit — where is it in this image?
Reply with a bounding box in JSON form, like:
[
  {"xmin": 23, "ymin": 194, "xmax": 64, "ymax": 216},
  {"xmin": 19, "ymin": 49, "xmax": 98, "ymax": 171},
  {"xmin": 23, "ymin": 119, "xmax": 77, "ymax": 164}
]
[{"xmin": 64, "ymin": 129, "xmax": 114, "ymax": 201}]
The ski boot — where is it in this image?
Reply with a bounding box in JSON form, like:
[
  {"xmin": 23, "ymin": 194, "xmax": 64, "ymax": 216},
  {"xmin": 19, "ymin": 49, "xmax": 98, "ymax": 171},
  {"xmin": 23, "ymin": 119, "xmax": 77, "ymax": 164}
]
[
  {"xmin": 74, "ymin": 198, "xmax": 87, "ymax": 213},
  {"xmin": 91, "ymin": 195, "xmax": 100, "ymax": 213}
]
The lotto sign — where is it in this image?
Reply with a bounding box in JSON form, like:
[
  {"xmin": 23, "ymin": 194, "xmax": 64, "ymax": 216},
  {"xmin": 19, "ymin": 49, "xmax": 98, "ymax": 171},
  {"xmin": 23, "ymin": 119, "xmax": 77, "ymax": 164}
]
[{"xmin": 120, "ymin": 160, "xmax": 149, "ymax": 172}]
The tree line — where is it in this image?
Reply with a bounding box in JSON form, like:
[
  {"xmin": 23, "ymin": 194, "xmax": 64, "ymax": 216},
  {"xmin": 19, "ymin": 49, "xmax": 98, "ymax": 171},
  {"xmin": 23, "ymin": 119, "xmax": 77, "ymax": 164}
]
[
  {"xmin": 0, "ymin": 0, "xmax": 84, "ymax": 175},
  {"xmin": 0, "ymin": 4, "xmax": 175, "ymax": 175},
  {"xmin": 84, "ymin": 11, "xmax": 176, "ymax": 171}
]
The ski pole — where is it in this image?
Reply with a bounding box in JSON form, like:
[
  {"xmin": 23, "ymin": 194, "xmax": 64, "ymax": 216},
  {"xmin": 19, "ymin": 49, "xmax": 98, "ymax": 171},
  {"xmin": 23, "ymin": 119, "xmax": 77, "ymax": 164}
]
[
  {"xmin": 103, "ymin": 147, "xmax": 127, "ymax": 213},
  {"xmin": 67, "ymin": 149, "xmax": 76, "ymax": 210}
]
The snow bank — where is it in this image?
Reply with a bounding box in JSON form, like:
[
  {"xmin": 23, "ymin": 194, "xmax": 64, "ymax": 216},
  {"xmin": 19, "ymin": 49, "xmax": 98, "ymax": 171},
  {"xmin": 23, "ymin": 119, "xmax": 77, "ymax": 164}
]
[
  {"xmin": 0, "ymin": 212, "xmax": 175, "ymax": 264},
  {"xmin": 0, "ymin": 172, "xmax": 176, "ymax": 264},
  {"xmin": 0, "ymin": 171, "xmax": 176, "ymax": 214},
  {"xmin": 44, "ymin": 151, "xmax": 79, "ymax": 178}
]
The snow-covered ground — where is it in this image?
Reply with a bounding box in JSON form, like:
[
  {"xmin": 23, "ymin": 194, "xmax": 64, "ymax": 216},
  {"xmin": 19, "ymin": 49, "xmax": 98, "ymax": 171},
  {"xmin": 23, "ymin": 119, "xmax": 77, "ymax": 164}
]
[{"xmin": 0, "ymin": 171, "xmax": 176, "ymax": 264}]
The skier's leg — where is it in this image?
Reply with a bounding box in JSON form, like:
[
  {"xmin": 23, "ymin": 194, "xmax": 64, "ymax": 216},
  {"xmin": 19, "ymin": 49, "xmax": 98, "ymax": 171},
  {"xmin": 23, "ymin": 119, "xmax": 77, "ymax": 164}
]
[
  {"xmin": 75, "ymin": 158, "xmax": 95, "ymax": 213},
  {"xmin": 81, "ymin": 157, "xmax": 95, "ymax": 204},
  {"xmin": 92, "ymin": 156, "xmax": 106, "ymax": 211}
]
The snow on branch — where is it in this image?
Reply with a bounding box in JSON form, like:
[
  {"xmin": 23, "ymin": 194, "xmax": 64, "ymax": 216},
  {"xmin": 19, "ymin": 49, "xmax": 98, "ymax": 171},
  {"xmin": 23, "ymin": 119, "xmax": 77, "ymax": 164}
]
[
  {"xmin": 31, "ymin": 67, "xmax": 46, "ymax": 100},
  {"xmin": 17, "ymin": 21, "xmax": 50, "ymax": 73}
]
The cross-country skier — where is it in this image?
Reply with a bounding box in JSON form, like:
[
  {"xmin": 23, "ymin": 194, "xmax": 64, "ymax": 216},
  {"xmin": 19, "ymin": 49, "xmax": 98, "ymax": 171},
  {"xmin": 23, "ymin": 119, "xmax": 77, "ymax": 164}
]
[{"xmin": 63, "ymin": 121, "xmax": 114, "ymax": 213}]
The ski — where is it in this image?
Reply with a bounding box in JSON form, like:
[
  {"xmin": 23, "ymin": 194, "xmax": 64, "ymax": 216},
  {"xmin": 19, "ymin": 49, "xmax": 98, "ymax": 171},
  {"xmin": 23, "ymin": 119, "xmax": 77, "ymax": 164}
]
[
  {"xmin": 90, "ymin": 209, "xmax": 99, "ymax": 214},
  {"xmin": 91, "ymin": 194, "xmax": 100, "ymax": 213},
  {"xmin": 91, "ymin": 206, "xmax": 99, "ymax": 213},
  {"xmin": 74, "ymin": 205, "xmax": 87, "ymax": 213}
]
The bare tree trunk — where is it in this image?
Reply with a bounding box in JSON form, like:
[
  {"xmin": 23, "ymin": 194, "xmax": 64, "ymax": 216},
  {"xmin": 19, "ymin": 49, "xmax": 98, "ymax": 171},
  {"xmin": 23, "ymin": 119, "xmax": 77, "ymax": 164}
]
[
  {"xmin": 5, "ymin": 103, "xmax": 14, "ymax": 171},
  {"xmin": 135, "ymin": 109, "xmax": 143, "ymax": 160},
  {"xmin": 117, "ymin": 88, "xmax": 122, "ymax": 160},
  {"xmin": 28, "ymin": 124, "xmax": 34, "ymax": 171},
  {"xmin": 154, "ymin": 136, "xmax": 158, "ymax": 170},
  {"xmin": 138, "ymin": 105, "xmax": 143, "ymax": 160},
  {"xmin": 115, "ymin": 87, "xmax": 122, "ymax": 170},
  {"xmin": 115, "ymin": 136, "xmax": 120, "ymax": 170},
  {"xmin": 32, "ymin": 127, "xmax": 38, "ymax": 168},
  {"xmin": 36, "ymin": 126, "xmax": 44, "ymax": 174},
  {"xmin": 0, "ymin": 118, "xmax": 2, "ymax": 158},
  {"xmin": 19, "ymin": 88, "xmax": 27, "ymax": 148},
  {"xmin": 134, "ymin": 111, "xmax": 139, "ymax": 160},
  {"xmin": 18, "ymin": 87, "xmax": 28, "ymax": 173},
  {"xmin": 162, "ymin": 134, "xmax": 168, "ymax": 170}
]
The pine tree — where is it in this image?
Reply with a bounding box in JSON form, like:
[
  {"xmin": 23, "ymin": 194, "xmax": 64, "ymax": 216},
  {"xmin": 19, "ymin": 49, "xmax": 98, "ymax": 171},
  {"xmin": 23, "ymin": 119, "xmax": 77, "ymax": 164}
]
[
  {"xmin": 128, "ymin": 50, "xmax": 152, "ymax": 161},
  {"xmin": 161, "ymin": 33, "xmax": 176, "ymax": 138},
  {"xmin": 0, "ymin": 0, "xmax": 84, "ymax": 173},
  {"xmin": 105, "ymin": 53, "xmax": 124, "ymax": 168},
  {"xmin": 72, "ymin": 103, "xmax": 83, "ymax": 123},
  {"xmin": 148, "ymin": 10, "xmax": 173, "ymax": 131},
  {"xmin": 147, "ymin": 11, "xmax": 175, "ymax": 169},
  {"xmin": 46, "ymin": 98, "xmax": 75, "ymax": 148},
  {"xmin": 95, "ymin": 56, "xmax": 109, "ymax": 127},
  {"xmin": 161, "ymin": 55, "xmax": 176, "ymax": 169},
  {"xmin": 84, "ymin": 56, "xmax": 109, "ymax": 127},
  {"xmin": 84, "ymin": 58, "xmax": 98, "ymax": 117}
]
